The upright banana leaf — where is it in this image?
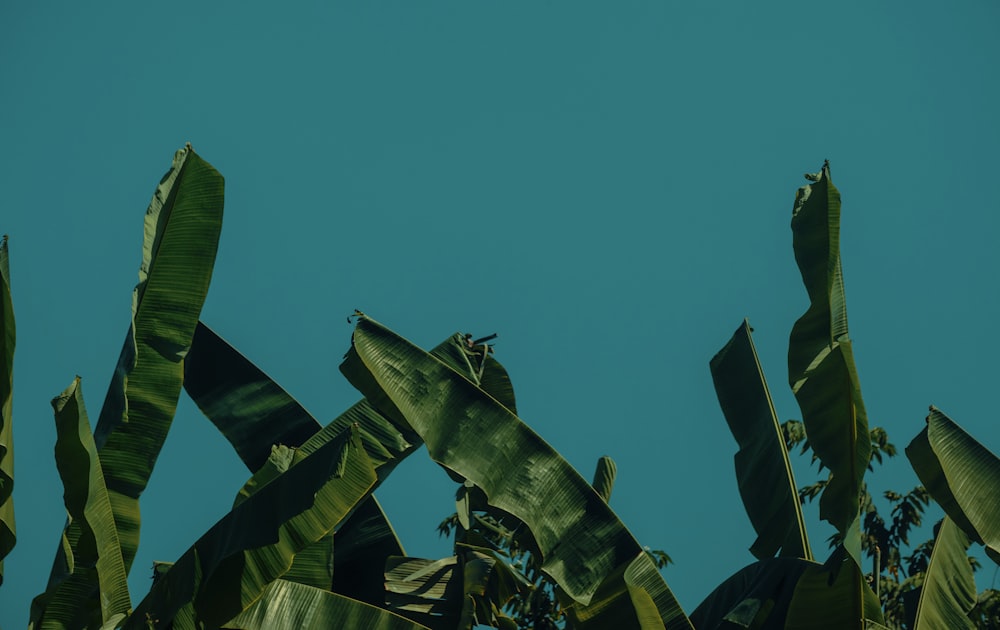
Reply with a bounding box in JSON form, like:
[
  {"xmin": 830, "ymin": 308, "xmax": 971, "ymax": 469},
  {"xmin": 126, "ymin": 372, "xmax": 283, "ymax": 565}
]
[
  {"xmin": 786, "ymin": 162, "xmax": 870, "ymax": 567},
  {"xmin": 711, "ymin": 319, "xmax": 811, "ymax": 561},
  {"xmin": 912, "ymin": 517, "xmax": 976, "ymax": 630},
  {"xmin": 906, "ymin": 407, "xmax": 1000, "ymax": 564},
  {"xmin": 691, "ymin": 550, "xmax": 883, "ymax": 630},
  {"xmin": 30, "ymin": 379, "xmax": 131, "ymax": 629},
  {"xmin": 224, "ymin": 579, "xmax": 431, "ymax": 630},
  {"xmin": 125, "ymin": 425, "xmax": 377, "ymax": 629},
  {"xmin": 340, "ymin": 315, "xmax": 693, "ymax": 630},
  {"xmin": 0, "ymin": 234, "xmax": 14, "ymax": 584},
  {"xmin": 591, "ymin": 455, "xmax": 617, "ymax": 504},
  {"xmin": 88, "ymin": 145, "xmax": 224, "ymax": 577}
]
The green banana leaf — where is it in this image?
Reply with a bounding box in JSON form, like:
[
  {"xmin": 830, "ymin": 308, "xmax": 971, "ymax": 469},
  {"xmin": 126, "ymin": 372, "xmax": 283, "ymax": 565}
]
[
  {"xmin": 913, "ymin": 517, "xmax": 976, "ymax": 630},
  {"xmin": 711, "ymin": 319, "xmax": 811, "ymax": 561},
  {"xmin": 430, "ymin": 333, "xmax": 516, "ymax": 414},
  {"xmin": 184, "ymin": 322, "xmax": 323, "ymax": 471},
  {"xmin": 224, "ymin": 579, "xmax": 431, "ymax": 630},
  {"xmin": 81, "ymin": 145, "xmax": 224, "ymax": 581},
  {"xmin": 784, "ymin": 553, "xmax": 882, "ymax": 630},
  {"xmin": 124, "ymin": 425, "xmax": 377, "ymax": 628},
  {"xmin": 591, "ymin": 455, "xmax": 617, "ymax": 504},
  {"xmin": 691, "ymin": 550, "xmax": 883, "ymax": 630},
  {"xmin": 560, "ymin": 551, "xmax": 669, "ymax": 630},
  {"xmin": 340, "ymin": 315, "xmax": 692, "ymax": 630},
  {"xmin": 787, "ymin": 163, "xmax": 870, "ymax": 567},
  {"xmin": 30, "ymin": 378, "xmax": 131, "ymax": 629},
  {"xmin": 183, "ymin": 321, "xmax": 406, "ymax": 597},
  {"xmin": 0, "ymin": 234, "xmax": 14, "ymax": 584},
  {"xmin": 182, "ymin": 324, "xmax": 511, "ymax": 610},
  {"xmin": 384, "ymin": 543, "xmax": 529, "ymax": 630},
  {"xmin": 906, "ymin": 407, "xmax": 1000, "ymax": 564},
  {"xmin": 331, "ymin": 494, "xmax": 405, "ymax": 606}
]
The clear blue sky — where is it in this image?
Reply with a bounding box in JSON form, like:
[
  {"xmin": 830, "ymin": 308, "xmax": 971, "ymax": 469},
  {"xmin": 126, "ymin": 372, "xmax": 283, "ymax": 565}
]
[{"xmin": 2, "ymin": 2, "xmax": 999, "ymax": 627}]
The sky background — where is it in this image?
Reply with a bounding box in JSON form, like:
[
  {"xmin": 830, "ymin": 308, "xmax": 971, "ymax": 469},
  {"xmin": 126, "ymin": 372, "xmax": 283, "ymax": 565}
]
[{"xmin": 2, "ymin": 2, "xmax": 999, "ymax": 627}]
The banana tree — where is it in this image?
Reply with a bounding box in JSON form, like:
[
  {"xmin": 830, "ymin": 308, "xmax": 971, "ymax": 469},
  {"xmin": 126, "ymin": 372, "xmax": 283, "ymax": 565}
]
[
  {"xmin": 695, "ymin": 162, "xmax": 884, "ymax": 629},
  {"xmin": 698, "ymin": 163, "xmax": 998, "ymax": 629}
]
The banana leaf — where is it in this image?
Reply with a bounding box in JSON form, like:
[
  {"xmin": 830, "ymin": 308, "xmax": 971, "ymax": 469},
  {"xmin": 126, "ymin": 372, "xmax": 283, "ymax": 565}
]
[
  {"xmin": 563, "ymin": 551, "xmax": 671, "ymax": 630},
  {"xmin": 331, "ymin": 494, "xmax": 405, "ymax": 606},
  {"xmin": 0, "ymin": 234, "xmax": 14, "ymax": 584},
  {"xmin": 711, "ymin": 319, "xmax": 811, "ymax": 561},
  {"xmin": 76, "ymin": 145, "xmax": 224, "ymax": 583},
  {"xmin": 913, "ymin": 517, "xmax": 976, "ymax": 630},
  {"xmin": 787, "ymin": 162, "xmax": 870, "ymax": 568},
  {"xmin": 591, "ymin": 455, "xmax": 617, "ymax": 504},
  {"xmin": 30, "ymin": 378, "xmax": 131, "ymax": 629},
  {"xmin": 906, "ymin": 407, "xmax": 1000, "ymax": 564},
  {"xmin": 184, "ymin": 322, "xmax": 322, "ymax": 471},
  {"xmin": 340, "ymin": 315, "xmax": 692, "ymax": 629},
  {"xmin": 124, "ymin": 425, "xmax": 377, "ymax": 628},
  {"xmin": 182, "ymin": 324, "xmax": 509, "ymax": 609},
  {"xmin": 784, "ymin": 553, "xmax": 882, "ymax": 630},
  {"xmin": 224, "ymin": 579, "xmax": 431, "ymax": 630},
  {"xmin": 691, "ymin": 550, "xmax": 883, "ymax": 630}
]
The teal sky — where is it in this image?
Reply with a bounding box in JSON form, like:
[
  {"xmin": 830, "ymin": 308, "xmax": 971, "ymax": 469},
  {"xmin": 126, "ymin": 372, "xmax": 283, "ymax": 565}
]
[{"xmin": 2, "ymin": 2, "xmax": 999, "ymax": 626}]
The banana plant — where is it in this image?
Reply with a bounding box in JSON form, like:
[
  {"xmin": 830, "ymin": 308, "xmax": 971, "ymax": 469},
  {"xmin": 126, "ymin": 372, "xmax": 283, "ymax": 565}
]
[
  {"xmin": 0, "ymin": 234, "xmax": 14, "ymax": 587},
  {"xmin": 694, "ymin": 163, "xmax": 883, "ymax": 629},
  {"xmin": 29, "ymin": 144, "xmax": 224, "ymax": 627}
]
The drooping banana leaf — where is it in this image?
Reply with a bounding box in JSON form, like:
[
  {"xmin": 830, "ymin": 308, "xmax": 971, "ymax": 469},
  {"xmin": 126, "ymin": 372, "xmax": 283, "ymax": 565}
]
[
  {"xmin": 82, "ymin": 146, "xmax": 224, "ymax": 581},
  {"xmin": 711, "ymin": 319, "xmax": 811, "ymax": 561},
  {"xmin": 691, "ymin": 550, "xmax": 883, "ymax": 630},
  {"xmin": 341, "ymin": 315, "xmax": 693, "ymax": 630},
  {"xmin": 0, "ymin": 234, "xmax": 14, "ymax": 584},
  {"xmin": 224, "ymin": 579, "xmax": 432, "ymax": 630},
  {"xmin": 912, "ymin": 517, "xmax": 976, "ymax": 630},
  {"xmin": 906, "ymin": 407, "xmax": 1000, "ymax": 564},
  {"xmin": 184, "ymin": 322, "xmax": 323, "ymax": 471},
  {"xmin": 124, "ymin": 425, "xmax": 377, "ymax": 629},
  {"xmin": 787, "ymin": 162, "xmax": 870, "ymax": 568},
  {"xmin": 29, "ymin": 378, "xmax": 131, "ymax": 629}
]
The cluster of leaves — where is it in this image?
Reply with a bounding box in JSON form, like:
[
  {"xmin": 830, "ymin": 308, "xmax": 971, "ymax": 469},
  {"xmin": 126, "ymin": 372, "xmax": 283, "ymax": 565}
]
[
  {"xmin": 435, "ymin": 457, "xmax": 673, "ymax": 630},
  {"xmin": 2, "ymin": 147, "xmax": 999, "ymax": 630},
  {"xmin": 783, "ymin": 419, "xmax": 1000, "ymax": 628}
]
